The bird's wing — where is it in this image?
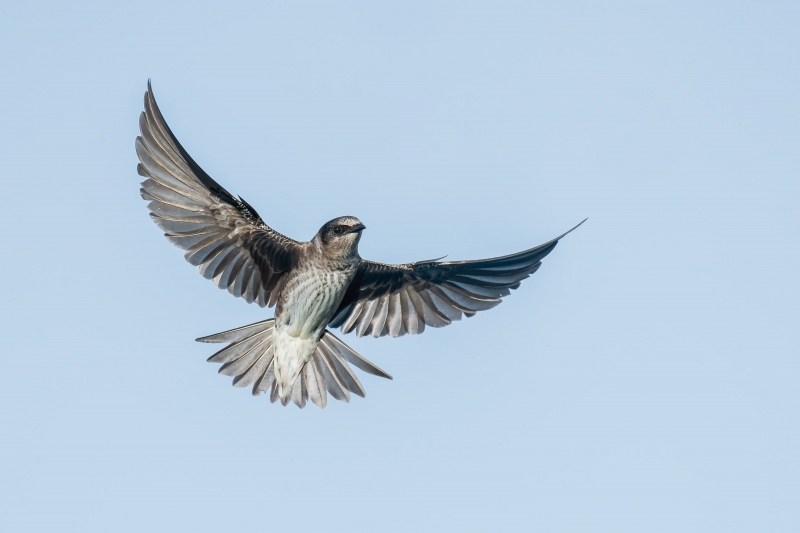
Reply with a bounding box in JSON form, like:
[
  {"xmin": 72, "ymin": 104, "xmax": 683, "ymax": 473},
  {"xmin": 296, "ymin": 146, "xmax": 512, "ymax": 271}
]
[
  {"xmin": 136, "ymin": 82, "xmax": 301, "ymax": 307},
  {"xmin": 329, "ymin": 220, "xmax": 585, "ymax": 337}
]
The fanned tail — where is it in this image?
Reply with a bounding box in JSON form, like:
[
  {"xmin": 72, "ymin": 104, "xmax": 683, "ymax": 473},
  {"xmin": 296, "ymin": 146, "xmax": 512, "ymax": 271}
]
[{"xmin": 197, "ymin": 321, "xmax": 392, "ymax": 408}]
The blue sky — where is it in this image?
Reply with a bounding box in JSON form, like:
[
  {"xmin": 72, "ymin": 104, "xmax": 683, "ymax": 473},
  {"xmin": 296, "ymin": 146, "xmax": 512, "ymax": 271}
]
[{"xmin": 1, "ymin": 1, "xmax": 798, "ymax": 531}]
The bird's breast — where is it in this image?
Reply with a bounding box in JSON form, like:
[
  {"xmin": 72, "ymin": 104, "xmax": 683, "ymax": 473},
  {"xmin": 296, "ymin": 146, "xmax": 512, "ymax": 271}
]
[{"xmin": 277, "ymin": 266, "xmax": 355, "ymax": 338}]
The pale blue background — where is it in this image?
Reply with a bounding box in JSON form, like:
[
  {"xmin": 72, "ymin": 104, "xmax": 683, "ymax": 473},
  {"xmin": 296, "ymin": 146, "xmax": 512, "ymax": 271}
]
[{"xmin": 1, "ymin": 1, "xmax": 798, "ymax": 531}]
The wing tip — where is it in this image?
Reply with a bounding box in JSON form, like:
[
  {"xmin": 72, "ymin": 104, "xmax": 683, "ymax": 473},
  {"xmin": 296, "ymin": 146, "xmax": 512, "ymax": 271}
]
[
  {"xmin": 555, "ymin": 218, "xmax": 587, "ymax": 241},
  {"xmin": 531, "ymin": 217, "xmax": 588, "ymax": 253}
]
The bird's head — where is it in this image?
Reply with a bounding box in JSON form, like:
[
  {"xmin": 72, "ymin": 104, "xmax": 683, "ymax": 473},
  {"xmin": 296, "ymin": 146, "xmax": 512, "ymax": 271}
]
[{"xmin": 314, "ymin": 216, "xmax": 366, "ymax": 261}]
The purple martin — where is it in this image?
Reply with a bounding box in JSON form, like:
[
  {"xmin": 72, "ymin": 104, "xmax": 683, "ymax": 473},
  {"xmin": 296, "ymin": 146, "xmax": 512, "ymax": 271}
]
[{"xmin": 136, "ymin": 82, "xmax": 585, "ymax": 408}]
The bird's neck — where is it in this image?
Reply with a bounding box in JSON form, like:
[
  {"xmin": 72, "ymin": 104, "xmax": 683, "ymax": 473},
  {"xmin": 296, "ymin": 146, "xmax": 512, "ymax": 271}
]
[{"xmin": 308, "ymin": 238, "xmax": 360, "ymax": 269}]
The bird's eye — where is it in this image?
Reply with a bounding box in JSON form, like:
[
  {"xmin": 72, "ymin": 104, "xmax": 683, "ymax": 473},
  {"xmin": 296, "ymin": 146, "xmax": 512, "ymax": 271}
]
[{"xmin": 333, "ymin": 226, "xmax": 343, "ymax": 235}]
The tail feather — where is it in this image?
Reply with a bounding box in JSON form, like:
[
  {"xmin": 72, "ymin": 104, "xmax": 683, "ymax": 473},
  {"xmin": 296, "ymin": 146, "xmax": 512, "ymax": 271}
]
[
  {"xmin": 217, "ymin": 333, "xmax": 270, "ymax": 377},
  {"xmin": 232, "ymin": 345, "xmax": 274, "ymax": 388},
  {"xmin": 320, "ymin": 336, "xmax": 365, "ymax": 398},
  {"xmin": 196, "ymin": 320, "xmax": 274, "ymax": 344},
  {"xmin": 314, "ymin": 346, "xmax": 350, "ymax": 402},
  {"xmin": 253, "ymin": 358, "xmax": 276, "ymax": 397},
  {"xmin": 325, "ymin": 331, "xmax": 393, "ymax": 380},
  {"xmin": 199, "ymin": 320, "xmax": 391, "ymax": 408},
  {"xmin": 270, "ymin": 379, "xmax": 280, "ymax": 404},
  {"xmin": 281, "ymin": 387, "xmax": 291, "ymax": 406},
  {"xmin": 303, "ymin": 358, "xmax": 327, "ymax": 408},
  {"xmin": 206, "ymin": 329, "xmax": 270, "ymax": 364},
  {"xmin": 291, "ymin": 374, "xmax": 307, "ymax": 408}
]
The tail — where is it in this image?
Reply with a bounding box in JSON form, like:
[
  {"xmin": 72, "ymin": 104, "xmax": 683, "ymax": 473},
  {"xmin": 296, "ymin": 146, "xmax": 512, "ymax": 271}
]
[{"xmin": 196, "ymin": 320, "xmax": 392, "ymax": 408}]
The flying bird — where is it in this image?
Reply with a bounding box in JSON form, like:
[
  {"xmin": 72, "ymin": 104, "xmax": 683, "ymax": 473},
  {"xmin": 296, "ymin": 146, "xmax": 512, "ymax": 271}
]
[{"xmin": 136, "ymin": 82, "xmax": 584, "ymax": 408}]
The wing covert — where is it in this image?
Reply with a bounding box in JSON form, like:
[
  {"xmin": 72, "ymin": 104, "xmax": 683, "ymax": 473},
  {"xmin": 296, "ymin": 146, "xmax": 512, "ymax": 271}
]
[
  {"xmin": 136, "ymin": 81, "xmax": 301, "ymax": 307},
  {"xmin": 329, "ymin": 220, "xmax": 585, "ymax": 337}
]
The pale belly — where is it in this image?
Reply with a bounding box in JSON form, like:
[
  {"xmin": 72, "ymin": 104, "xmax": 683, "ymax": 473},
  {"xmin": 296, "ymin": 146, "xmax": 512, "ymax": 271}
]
[{"xmin": 272, "ymin": 267, "xmax": 354, "ymax": 398}]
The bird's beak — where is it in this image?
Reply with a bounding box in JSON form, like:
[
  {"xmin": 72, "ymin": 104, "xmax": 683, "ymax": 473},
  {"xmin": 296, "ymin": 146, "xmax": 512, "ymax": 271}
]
[{"xmin": 346, "ymin": 223, "xmax": 366, "ymax": 234}]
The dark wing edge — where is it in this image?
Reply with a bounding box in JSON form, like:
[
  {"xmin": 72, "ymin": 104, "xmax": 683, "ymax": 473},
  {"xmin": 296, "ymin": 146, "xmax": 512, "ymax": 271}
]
[
  {"xmin": 136, "ymin": 81, "xmax": 301, "ymax": 307},
  {"xmin": 329, "ymin": 219, "xmax": 587, "ymax": 337}
]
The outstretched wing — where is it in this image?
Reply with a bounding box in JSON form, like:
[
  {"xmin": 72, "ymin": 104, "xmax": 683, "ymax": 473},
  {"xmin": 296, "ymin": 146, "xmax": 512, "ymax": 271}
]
[
  {"xmin": 136, "ymin": 81, "xmax": 301, "ymax": 307},
  {"xmin": 329, "ymin": 220, "xmax": 585, "ymax": 337}
]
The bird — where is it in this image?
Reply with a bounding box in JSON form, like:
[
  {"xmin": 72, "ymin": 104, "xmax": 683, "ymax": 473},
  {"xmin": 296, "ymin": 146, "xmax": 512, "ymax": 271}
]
[{"xmin": 135, "ymin": 81, "xmax": 585, "ymax": 408}]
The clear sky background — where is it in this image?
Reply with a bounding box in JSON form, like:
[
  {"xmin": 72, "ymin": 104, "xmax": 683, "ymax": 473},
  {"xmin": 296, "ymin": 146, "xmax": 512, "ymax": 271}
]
[{"xmin": 1, "ymin": 1, "xmax": 798, "ymax": 531}]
